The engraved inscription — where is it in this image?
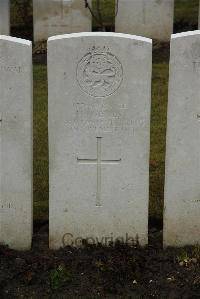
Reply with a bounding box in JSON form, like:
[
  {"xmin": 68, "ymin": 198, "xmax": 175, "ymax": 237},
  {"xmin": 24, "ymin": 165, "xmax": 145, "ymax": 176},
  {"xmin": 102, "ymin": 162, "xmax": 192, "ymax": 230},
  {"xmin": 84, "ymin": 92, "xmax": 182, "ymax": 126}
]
[
  {"xmin": 65, "ymin": 101, "xmax": 146, "ymax": 135},
  {"xmin": 0, "ymin": 56, "xmax": 22, "ymax": 73},
  {"xmin": 77, "ymin": 47, "xmax": 123, "ymax": 97},
  {"xmin": 1, "ymin": 202, "xmax": 15, "ymax": 209},
  {"xmin": 193, "ymin": 60, "xmax": 200, "ymax": 72},
  {"xmin": 0, "ymin": 64, "xmax": 22, "ymax": 73},
  {"xmin": 66, "ymin": 118, "xmax": 144, "ymax": 135},
  {"xmin": 77, "ymin": 137, "xmax": 121, "ymax": 206},
  {"xmin": 192, "ymin": 199, "xmax": 200, "ymax": 203}
]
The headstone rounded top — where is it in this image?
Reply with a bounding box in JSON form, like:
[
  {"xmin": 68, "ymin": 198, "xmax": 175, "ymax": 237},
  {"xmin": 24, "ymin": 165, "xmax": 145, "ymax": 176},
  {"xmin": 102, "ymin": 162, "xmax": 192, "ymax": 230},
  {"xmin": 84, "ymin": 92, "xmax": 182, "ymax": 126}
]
[
  {"xmin": 0, "ymin": 35, "xmax": 31, "ymax": 46},
  {"xmin": 171, "ymin": 30, "xmax": 200, "ymax": 40},
  {"xmin": 48, "ymin": 32, "xmax": 152, "ymax": 44}
]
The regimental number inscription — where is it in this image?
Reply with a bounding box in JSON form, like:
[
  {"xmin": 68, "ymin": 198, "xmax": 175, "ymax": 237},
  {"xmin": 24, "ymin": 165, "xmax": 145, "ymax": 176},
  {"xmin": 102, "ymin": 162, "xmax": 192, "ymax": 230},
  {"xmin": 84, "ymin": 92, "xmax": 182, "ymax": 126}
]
[{"xmin": 77, "ymin": 47, "xmax": 123, "ymax": 98}]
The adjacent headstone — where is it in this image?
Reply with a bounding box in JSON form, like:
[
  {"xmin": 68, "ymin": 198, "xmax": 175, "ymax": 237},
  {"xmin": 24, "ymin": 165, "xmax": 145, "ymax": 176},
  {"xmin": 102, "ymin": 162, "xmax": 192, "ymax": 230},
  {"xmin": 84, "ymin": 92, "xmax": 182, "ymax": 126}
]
[
  {"xmin": 0, "ymin": 36, "xmax": 32, "ymax": 250},
  {"xmin": 0, "ymin": 0, "xmax": 10, "ymax": 35},
  {"xmin": 115, "ymin": 0, "xmax": 174, "ymax": 41},
  {"xmin": 164, "ymin": 31, "xmax": 200, "ymax": 247},
  {"xmin": 33, "ymin": 0, "xmax": 92, "ymax": 42},
  {"xmin": 48, "ymin": 32, "xmax": 152, "ymax": 249}
]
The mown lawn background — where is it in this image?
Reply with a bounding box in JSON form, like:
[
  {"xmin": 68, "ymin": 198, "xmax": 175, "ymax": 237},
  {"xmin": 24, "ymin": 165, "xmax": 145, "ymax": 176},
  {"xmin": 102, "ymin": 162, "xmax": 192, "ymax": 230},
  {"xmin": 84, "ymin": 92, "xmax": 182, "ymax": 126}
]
[{"xmin": 30, "ymin": 0, "xmax": 199, "ymax": 223}]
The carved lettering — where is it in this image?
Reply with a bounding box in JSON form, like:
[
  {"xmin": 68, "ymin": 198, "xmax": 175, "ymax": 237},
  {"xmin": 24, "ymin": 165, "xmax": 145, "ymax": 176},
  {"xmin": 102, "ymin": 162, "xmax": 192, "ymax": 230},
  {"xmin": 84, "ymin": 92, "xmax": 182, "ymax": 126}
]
[{"xmin": 0, "ymin": 64, "xmax": 22, "ymax": 73}]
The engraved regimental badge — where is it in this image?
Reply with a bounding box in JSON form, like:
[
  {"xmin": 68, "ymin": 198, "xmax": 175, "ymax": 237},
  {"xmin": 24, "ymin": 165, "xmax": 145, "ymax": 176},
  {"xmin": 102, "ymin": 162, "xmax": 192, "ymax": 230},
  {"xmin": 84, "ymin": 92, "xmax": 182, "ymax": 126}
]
[{"xmin": 77, "ymin": 47, "xmax": 123, "ymax": 97}]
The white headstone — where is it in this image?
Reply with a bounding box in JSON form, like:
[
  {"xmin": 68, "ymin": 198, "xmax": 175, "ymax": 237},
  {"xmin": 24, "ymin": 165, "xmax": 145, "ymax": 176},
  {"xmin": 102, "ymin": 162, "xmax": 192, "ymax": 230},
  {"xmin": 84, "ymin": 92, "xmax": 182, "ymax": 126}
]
[
  {"xmin": 164, "ymin": 31, "xmax": 200, "ymax": 247},
  {"xmin": 48, "ymin": 32, "xmax": 152, "ymax": 249},
  {"xmin": 33, "ymin": 0, "xmax": 92, "ymax": 42},
  {"xmin": 115, "ymin": 0, "xmax": 174, "ymax": 41},
  {"xmin": 0, "ymin": 0, "xmax": 10, "ymax": 35},
  {"xmin": 0, "ymin": 36, "xmax": 32, "ymax": 250}
]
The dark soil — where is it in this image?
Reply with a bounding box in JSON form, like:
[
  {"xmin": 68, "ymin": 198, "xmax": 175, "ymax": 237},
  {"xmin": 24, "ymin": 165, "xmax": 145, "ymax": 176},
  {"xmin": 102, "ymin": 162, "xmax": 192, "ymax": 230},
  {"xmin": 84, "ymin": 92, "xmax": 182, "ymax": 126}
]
[{"xmin": 0, "ymin": 222, "xmax": 199, "ymax": 298}]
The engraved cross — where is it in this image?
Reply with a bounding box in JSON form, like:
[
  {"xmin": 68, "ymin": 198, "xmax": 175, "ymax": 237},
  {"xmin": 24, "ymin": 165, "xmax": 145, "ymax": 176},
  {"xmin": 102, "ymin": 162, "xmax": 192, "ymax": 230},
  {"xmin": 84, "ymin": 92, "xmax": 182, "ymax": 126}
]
[{"xmin": 77, "ymin": 137, "xmax": 121, "ymax": 207}]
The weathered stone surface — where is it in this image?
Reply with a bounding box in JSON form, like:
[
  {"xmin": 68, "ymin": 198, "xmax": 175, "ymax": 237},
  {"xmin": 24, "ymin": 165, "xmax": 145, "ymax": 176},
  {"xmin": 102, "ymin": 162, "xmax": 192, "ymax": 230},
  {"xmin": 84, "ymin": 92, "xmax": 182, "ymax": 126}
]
[
  {"xmin": 164, "ymin": 31, "xmax": 200, "ymax": 247},
  {"xmin": 0, "ymin": 36, "xmax": 32, "ymax": 250},
  {"xmin": 33, "ymin": 0, "xmax": 92, "ymax": 42},
  {"xmin": 0, "ymin": 0, "xmax": 10, "ymax": 35},
  {"xmin": 48, "ymin": 32, "xmax": 152, "ymax": 249},
  {"xmin": 115, "ymin": 0, "xmax": 174, "ymax": 41}
]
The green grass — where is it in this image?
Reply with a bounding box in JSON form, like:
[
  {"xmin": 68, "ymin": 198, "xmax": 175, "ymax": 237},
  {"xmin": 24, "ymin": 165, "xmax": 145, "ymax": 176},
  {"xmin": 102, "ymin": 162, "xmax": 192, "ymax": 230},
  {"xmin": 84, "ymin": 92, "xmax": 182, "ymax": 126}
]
[
  {"xmin": 92, "ymin": 0, "xmax": 115, "ymax": 28},
  {"xmin": 150, "ymin": 64, "xmax": 169, "ymax": 220},
  {"xmin": 174, "ymin": 0, "xmax": 199, "ymax": 30},
  {"xmin": 33, "ymin": 65, "xmax": 48, "ymax": 222}
]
